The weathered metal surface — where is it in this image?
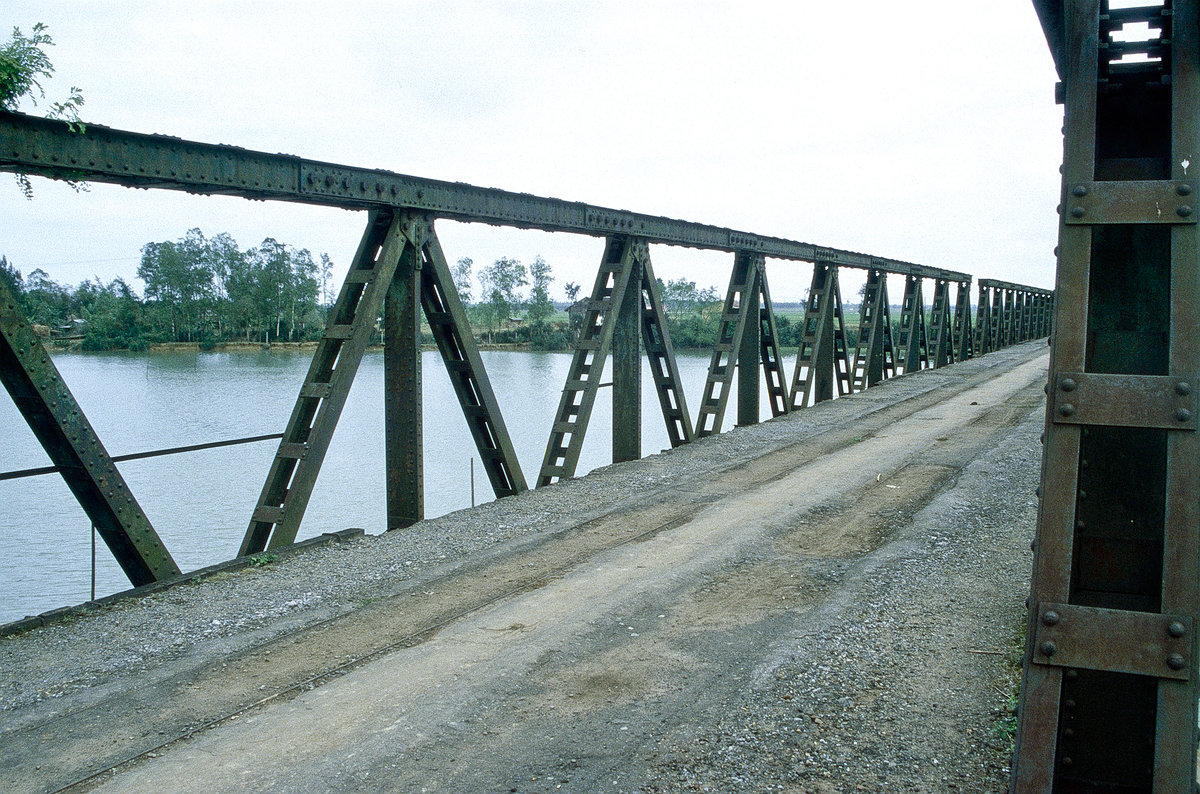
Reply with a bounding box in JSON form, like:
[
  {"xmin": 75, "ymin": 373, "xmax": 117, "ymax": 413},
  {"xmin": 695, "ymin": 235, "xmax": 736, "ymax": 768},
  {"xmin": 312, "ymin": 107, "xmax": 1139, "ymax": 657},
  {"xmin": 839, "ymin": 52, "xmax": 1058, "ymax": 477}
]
[
  {"xmin": 696, "ymin": 253, "xmax": 758, "ymax": 437},
  {"xmin": 789, "ymin": 263, "xmax": 850, "ymax": 409},
  {"xmin": 419, "ymin": 232, "xmax": 527, "ymax": 498},
  {"xmin": 0, "ymin": 276, "xmax": 180, "ymax": 585},
  {"xmin": 0, "ymin": 111, "xmax": 972, "ymax": 282},
  {"xmin": 384, "ymin": 230, "xmax": 424, "ymax": 530},
  {"xmin": 1063, "ymin": 180, "xmax": 1199, "ymax": 225},
  {"xmin": 973, "ymin": 284, "xmax": 992, "ymax": 356},
  {"xmin": 613, "ymin": 251, "xmax": 644, "ymax": 463},
  {"xmin": 635, "ymin": 254, "xmax": 694, "ymax": 448},
  {"xmin": 1016, "ymin": 1, "xmax": 1200, "ymax": 790},
  {"xmin": 952, "ymin": 281, "xmax": 974, "ymax": 362},
  {"xmin": 850, "ymin": 270, "xmax": 894, "ymax": 391},
  {"xmin": 896, "ymin": 275, "xmax": 929, "ymax": 374},
  {"xmin": 736, "ymin": 265, "xmax": 761, "ymax": 429},
  {"xmin": 242, "ymin": 211, "xmax": 409, "ymax": 554},
  {"xmin": 928, "ymin": 279, "xmax": 953, "ymax": 368},
  {"xmin": 537, "ymin": 237, "xmax": 639, "ymax": 485},
  {"xmin": 1050, "ymin": 372, "xmax": 1198, "ymax": 431},
  {"xmin": 754, "ymin": 265, "xmax": 791, "ymax": 419},
  {"xmin": 1031, "ymin": 602, "xmax": 1191, "ymax": 681}
]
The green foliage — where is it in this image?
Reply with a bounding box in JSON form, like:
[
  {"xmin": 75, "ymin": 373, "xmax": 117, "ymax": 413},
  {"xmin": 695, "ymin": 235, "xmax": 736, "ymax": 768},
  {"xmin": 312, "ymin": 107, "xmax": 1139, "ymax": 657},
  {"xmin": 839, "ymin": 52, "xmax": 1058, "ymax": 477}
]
[
  {"xmin": 4, "ymin": 228, "xmax": 332, "ymax": 350},
  {"xmin": 0, "ymin": 23, "xmax": 85, "ymax": 198},
  {"xmin": 477, "ymin": 256, "xmax": 528, "ymax": 341},
  {"xmin": 136, "ymin": 228, "xmax": 326, "ymax": 345},
  {"xmin": 525, "ymin": 255, "xmax": 555, "ymax": 331},
  {"xmin": 247, "ymin": 552, "xmax": 278, "ymax": 568},
  {"xmin": 527, "ymin": 322, "xmax": 573, "ymax": 351},
  {"xmin": 563, "ymin": 281, "xmax": 581, "ymax": 304},
  {"xmin": 452, "ymin": 257, "xmax": 473, "ymax": 304},
  {"xmin": 0, "ymin": 255, "xmax": 22, "ymax": 299},
  {"xmin": 655, "ymin": 277, "xmax": 722, "ymax": 349}
]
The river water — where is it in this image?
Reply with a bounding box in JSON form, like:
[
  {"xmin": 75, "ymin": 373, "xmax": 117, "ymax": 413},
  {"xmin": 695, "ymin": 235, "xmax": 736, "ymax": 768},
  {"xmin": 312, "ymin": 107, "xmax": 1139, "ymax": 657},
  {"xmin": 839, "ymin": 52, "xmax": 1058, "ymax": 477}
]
[{"xmin": 0, "ymin": 348, "xmax": 776, "ymax": 623}]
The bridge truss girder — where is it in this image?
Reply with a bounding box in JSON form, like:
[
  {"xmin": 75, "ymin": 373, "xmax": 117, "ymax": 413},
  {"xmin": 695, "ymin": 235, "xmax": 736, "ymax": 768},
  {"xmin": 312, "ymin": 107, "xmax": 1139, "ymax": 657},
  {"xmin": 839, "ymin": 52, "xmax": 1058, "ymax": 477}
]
[
  {"xmin": 0, "ymin": 277, "xmax": 180, "ymax": 584},
  {"xmin": 1016, "ymin": 0, "xmax": 1200, "ymax": 790},
  {"xmin": 0, "ymin": 110, "xmax": 1052, "ymax": 589}
]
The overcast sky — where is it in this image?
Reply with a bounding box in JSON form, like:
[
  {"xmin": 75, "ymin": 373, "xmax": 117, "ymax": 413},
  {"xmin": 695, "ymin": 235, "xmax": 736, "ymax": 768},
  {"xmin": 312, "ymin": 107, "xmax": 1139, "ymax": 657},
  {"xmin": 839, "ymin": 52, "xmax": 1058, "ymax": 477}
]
[{"xmin": 2, "ymin": 1, "xmax": 1062, "ymax": 302}]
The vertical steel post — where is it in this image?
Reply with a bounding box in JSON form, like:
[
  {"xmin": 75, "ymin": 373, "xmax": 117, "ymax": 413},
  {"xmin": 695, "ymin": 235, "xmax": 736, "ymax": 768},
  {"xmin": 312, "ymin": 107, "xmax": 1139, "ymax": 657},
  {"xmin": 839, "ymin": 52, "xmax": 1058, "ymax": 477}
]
[
  {"xmin": 954, "ymin": 280, "xmax": 974, "ymax": 361},
  {"xmin": 1015, "ymin": 1, "xmax": 1200, "ymax": 790},
  {"xmin": 974, "ymin": 283, "xmax": 991, "ymax": 355},
  {"xmin": 929, "ymin": 278, "xmax": 952, "ymax": 368},
  {"xmin": 613, "ymin": 254, "xmax": 643, "ymax": 462},
  {"xmin": 384, "ymin": 234, "xmax": 424, "ymax": 530},
  {"xmin": 737, "ymin": 269, "xmax": 761, "ymax": 427}
]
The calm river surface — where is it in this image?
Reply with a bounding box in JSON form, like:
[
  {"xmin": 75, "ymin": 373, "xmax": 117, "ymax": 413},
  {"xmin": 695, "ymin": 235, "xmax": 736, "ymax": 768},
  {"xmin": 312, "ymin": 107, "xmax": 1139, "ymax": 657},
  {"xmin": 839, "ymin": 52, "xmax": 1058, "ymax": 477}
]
[{"xmin": 0, "ymin": 348, "xmax": 775, "ymax": 623}]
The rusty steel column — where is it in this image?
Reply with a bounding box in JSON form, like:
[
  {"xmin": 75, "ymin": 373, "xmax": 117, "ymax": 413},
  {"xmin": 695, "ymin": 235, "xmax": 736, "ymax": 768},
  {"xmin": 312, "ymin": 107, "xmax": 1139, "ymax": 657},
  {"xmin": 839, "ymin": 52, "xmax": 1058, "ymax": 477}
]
[
  {"xmin": 974, "ymin": 283, "xmax": 991, "ymax": 355},
  {"xmin": 384, "ymin": 230, "xmax": 424, "ymax": 530},
  {"xmin": 953, "ymin": 280, "xmax": 973, "ymax": 361},
  {"xmin": 737, "ymin": 268, "xmax": 761, "ymax": 427},
  {"xmin": 1015, "ymin": 1, "xmax": 1200, "ymax": 790},
  {"xmin": 612, "ymin": 253, "xmax": 643, "ymax": 463}
]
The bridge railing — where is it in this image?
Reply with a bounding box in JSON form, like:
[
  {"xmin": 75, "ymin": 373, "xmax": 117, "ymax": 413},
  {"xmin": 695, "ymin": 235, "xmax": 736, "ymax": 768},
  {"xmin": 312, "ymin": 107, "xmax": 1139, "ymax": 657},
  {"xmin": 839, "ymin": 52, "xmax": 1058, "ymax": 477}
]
[{"xmin": 0, "ymin": 110, "xmax": 1050, "ymax": 590}]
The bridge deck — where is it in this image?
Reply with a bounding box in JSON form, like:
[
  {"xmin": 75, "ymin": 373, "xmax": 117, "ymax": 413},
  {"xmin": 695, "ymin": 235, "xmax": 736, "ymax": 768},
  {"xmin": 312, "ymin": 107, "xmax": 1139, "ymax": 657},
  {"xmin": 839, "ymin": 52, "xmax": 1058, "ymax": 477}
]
[{"xmin": 0, "ymin": 343, "xmax": 1049, "ymax": 792}]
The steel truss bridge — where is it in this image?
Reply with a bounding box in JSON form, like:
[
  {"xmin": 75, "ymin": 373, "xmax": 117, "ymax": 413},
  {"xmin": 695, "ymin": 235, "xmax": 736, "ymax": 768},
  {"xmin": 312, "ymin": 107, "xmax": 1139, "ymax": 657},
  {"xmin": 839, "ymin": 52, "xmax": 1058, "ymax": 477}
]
[{"xmin": 5, "ymin": 1, "xmax": 1193, "ymax": 784}]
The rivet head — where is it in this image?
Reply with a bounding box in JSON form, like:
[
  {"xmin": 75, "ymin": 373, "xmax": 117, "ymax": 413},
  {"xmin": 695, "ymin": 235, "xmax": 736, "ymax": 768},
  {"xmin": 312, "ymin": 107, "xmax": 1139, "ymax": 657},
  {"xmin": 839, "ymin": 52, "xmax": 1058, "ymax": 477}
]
[
  {"xmin": 1071, "ymin": 185, "xmax": 1088, "ymax": 197},
  {"xmin": 1178, "ymin": 205, "xmax": 1194, "ymax": 218},
  {"xmin": 1179, "ymin": 183, "xmax": 1194, "ymax": 196},
  {"xmin": 1177, "ymin": 409, "xmax": 1192, "ymax": 422},
  {"xmin": 1167, "ymin": 653, "xmax": 1186, "ymax": 670},
  {"xmin": 1062, "ymin": 757, "xmax": 1074, "ymax": 767},
  {"xmin": 1070, "ymin": 206, "xmax": 1086, "ymax": 218},
  {"xmin": 1176, "ymin": 382, "xmax": 1192, "ymax": 396},
  {"xmin": 1040, "ymin": 641, "xmax": 1057, "ymax": 656},
  {"xmin": 1059, "ymin": 403, "xmax": 1076, "ymax": 417},
  {"xmin": 1060, "ymin": 378, "xmax": 1077, "ymax": 392},
  {"xmin": 1169, "ymin": 621, "xmax": 1187, "ymax": 638},
  {"xmin": 1064, "ymin": 698, "xmax": 1076, "ymax": 708},
  {"xmin": 1042, "ymin": 610, "xmax": 1061, "ymax": 626}
]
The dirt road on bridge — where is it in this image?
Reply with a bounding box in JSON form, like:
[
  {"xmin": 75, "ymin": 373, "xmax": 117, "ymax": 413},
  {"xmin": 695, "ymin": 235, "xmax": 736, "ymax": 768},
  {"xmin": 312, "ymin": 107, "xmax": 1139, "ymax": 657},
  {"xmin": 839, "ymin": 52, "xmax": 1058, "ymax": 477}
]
[{"xmin": 2, "ymin": 343, "xmax": 1049, "ymax": 793}]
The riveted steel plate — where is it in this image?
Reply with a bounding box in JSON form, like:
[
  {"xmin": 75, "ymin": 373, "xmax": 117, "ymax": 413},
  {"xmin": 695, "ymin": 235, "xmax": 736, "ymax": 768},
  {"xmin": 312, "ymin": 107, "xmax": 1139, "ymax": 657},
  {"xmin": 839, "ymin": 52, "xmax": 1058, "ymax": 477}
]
[
  {"xmin": 1050, "ymin": 372, "xmax": 1198, "ymax": 430},
  {"xmin": 0, "ymin": 111, "xmax": 975, "ymax": 282},
  {"xmin": 1064, "ymin": 180, "xmax": 1200, "ymax": 225},
  {"xmin": 1031, "ymin": 602, "xmax": 1192, "ymax": 680}
]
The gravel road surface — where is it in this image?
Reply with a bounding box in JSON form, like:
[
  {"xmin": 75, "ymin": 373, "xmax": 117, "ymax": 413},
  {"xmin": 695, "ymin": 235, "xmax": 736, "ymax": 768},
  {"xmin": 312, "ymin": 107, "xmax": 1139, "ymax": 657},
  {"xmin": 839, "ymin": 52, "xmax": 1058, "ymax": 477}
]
[{"xmin": 1, "ymin": 342, "xmax": 1049, "ymax": 793}]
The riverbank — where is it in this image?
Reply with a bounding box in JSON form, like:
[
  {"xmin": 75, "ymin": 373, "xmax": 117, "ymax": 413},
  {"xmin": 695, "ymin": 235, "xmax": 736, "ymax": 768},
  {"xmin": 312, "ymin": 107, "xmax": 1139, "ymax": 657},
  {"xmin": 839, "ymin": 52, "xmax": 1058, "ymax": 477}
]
[{"xmin": 47, "ymin": 339, "xmax": 787, "ymax": 356}]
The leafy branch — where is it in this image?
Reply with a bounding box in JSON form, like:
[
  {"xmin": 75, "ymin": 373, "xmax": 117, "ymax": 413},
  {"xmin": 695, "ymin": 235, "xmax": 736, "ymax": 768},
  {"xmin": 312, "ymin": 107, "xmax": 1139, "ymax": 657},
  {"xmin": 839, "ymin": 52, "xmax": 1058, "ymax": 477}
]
[{"xmin": 0, "ymin": 22, "xmax": 87, "ymax": 198}]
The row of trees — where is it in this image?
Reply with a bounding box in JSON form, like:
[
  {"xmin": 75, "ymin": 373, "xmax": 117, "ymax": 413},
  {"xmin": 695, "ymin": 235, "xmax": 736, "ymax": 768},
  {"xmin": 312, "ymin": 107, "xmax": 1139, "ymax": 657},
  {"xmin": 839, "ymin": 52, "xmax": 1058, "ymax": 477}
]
[
  {"xmin": 1, "ymin": 229, "xmax": 330, "ymax": 349},
  {"xmin": 2, "ymin": 231, "xmax": 760, "ymax": 352}
]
